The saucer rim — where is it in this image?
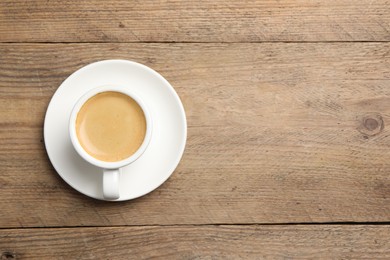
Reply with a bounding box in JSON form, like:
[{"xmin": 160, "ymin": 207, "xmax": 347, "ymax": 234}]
[{"xmin": 43, "ymin": 59, "xmax": 187, "ymax": 201}]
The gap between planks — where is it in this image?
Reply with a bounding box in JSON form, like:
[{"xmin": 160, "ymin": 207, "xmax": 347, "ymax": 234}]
[
  {"xmin": 1, "ymin": 222, "xmax": 390, "ymax": 230},
  {"xmin": 0, "ymin": 40, "xmax": 390, "ymax": 44}
]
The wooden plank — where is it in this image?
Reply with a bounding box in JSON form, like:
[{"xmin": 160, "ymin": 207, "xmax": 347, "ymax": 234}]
[
  {"xmin": 0, "ymin": 225, "xmax": 389, "ymax": 259},
  {"xmin": 0, "ymin": 0, "xmax": 389, "ymax": 42},
  {"xmin": 0, "ymin": 43, "xmax": 389, "ymax": 227}
]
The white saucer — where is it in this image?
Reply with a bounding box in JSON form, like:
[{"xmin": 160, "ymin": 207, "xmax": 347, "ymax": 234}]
[{"xmin": 44, "ymin": 60, "xmax": 187, "ymax": 201}]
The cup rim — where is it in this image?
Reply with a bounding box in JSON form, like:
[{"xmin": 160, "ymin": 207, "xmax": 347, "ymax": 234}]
[{"xmin": 69, "ymin": 85, "xmax": 152, "ymax": 169}]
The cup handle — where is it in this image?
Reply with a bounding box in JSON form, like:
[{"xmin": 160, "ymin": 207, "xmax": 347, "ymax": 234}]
[{"xmin": 103, "ymin": 168, "xmax": 120, "ymax": 200}]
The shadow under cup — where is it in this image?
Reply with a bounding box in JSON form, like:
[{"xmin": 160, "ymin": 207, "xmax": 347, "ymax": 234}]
[{"xmin": 69, "ymin": 86, "xmax": 152, "ymax": 200}]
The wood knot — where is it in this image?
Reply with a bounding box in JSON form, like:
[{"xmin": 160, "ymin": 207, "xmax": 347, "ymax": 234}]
[
  {"xmin": 364, "ymin": 118, "xmax": 379, "ymax": 130},
  {"xmin": 357, "ymin": 113, "xmax": 384, "ymax": 137},
  {"xmin": 1, "ymin": 252, "xmax": 15, "ymax": 260}
]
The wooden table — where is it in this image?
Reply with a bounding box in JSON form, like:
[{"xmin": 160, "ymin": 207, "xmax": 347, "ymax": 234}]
[{"xmin": 1, "ymin": 1, "xmax": 389, "ymax": 259}]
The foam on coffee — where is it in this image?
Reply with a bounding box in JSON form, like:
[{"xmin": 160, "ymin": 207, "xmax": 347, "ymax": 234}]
[{"xmin": 75, "ymin": 91, "xmax": 146, "ymax": 162}]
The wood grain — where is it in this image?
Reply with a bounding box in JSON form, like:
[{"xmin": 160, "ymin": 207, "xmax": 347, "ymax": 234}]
[
  {"xmin": 0, "ymin": 43, "xmax": 389, "ymax": 227},
  {"xmin": 0, "ymin": 0, "xmax": 389, "ymax": 42},
  {"xmin": 0, "ymin": 225, "xmax": 389, "ymax": 259}
]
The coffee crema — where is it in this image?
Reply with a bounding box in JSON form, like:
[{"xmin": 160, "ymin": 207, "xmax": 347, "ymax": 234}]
[{"xmin": 75, "ymin": 91, "xmax": 146, "ymax": 162}]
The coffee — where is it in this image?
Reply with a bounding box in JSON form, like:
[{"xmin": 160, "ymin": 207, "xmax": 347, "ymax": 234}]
[{"xmin": 75, "ymin": 91, "xmax": 146, "ymax": 162}]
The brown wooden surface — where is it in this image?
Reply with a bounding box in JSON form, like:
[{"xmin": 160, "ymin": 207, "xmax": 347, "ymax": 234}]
[
  {"xmin": 0, "ymin": 0, "xmax": 389, "ymax": 42},
  {"xmin": 1, "ymin": 225, "xmax": 390, "ymax": 259},
  {"xmin": 1, "ymin": 0, "xmax": 390, "ymax": 259},
  {"xmin": 0, "ymin": 43, "xmax": 389, "ymax": 228}
]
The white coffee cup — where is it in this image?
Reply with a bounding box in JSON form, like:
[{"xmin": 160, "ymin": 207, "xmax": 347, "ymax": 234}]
[{"xmin": 69, "ymin": 86, "xmax": 152, "ymax": 200}]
